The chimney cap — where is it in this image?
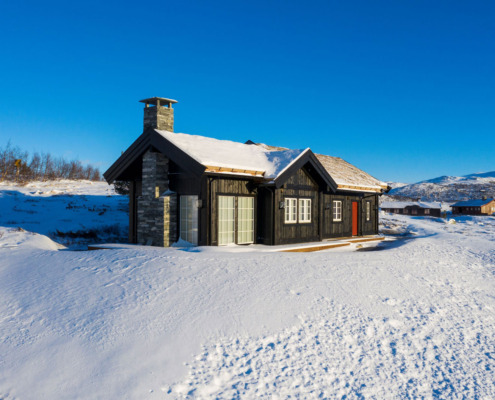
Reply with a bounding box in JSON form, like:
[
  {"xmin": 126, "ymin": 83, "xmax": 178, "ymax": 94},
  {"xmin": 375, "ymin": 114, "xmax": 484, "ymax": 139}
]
[{"xmin": 139, "ymin": 97, "xmax": 178, "ymax": 107}]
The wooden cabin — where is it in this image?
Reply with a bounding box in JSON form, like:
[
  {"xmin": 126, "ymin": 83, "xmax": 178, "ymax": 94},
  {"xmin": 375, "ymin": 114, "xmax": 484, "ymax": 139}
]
[
  {"xmin": 451, "ymin": 198, "xmax": 495, "ymax": 215},
  {"xmin": 381, "ymin": 201, "xmax": 442, "ymax": 217},
  {"xmin": 104, "ymin": 97, "xmax": 388, "ymax": 247}
]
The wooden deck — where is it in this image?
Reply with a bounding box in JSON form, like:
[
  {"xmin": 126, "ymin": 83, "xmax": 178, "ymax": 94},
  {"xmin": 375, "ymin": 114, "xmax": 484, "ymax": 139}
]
[
  {"xmin": 280, "ymin": 236, "xmax": 385, "ymax": 253},
  {"xmin": 87, "ymin": 236, "xmax": 387, "ymax": 253},
  {"xmin": 282, "ymin": 242, "xmax": 351, "ymax": 252}
]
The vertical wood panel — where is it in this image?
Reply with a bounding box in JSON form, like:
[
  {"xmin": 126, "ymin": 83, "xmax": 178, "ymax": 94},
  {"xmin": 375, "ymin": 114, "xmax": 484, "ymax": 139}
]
[{"xmin": 276, "ymin": 168, "xmax": 320, "ymax": 245}]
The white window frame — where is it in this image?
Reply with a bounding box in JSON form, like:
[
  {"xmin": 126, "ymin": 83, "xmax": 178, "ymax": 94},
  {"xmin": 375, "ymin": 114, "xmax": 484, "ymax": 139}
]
[
  {"xmin": 298, "ymin": 199, "xmax": 311, "ymax": 223},
  {"xmin": 284, "ymin": 198, "xmax": 297, "ymax": 223},
  {"xmin": 333, "ymin": 200, "xmax": 342, "ymax": 222},
  {"xmin": 237, "ymin": 196, "xmax": 254, "ymax": 244},
  {"xmin": 366, "ymin": 201, "xmax": 371, "ymax": 221},
  {"xmin": 424, "ymin": 209, "xmax": 430, "ymax": 215},
  {"xmin": 218, "ymin": 196, "xmax": 235, "ymax": 246}
]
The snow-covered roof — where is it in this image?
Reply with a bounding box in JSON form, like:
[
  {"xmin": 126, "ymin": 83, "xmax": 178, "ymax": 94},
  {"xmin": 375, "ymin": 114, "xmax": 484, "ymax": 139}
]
[
  {"xmin": 156, "ymin": 130, "xmax": 308, "ymax": 179},
  {"xmin": 451, "ymin": 198, "xmax": 495, "ymax": 207},
  {"xmin": 251, "ymin": 143, "xmax": 386, "ymax": 193},
  {"xmin": 381, "ymin": 201, "xmax": 442, "ymax": 209},
  {"xmin": 315, "ymin": 154, "xmax": 387, "ymax": 193}
]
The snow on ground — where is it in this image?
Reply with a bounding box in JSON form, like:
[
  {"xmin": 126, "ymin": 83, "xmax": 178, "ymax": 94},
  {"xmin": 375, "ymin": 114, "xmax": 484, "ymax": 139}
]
[
  {"xmin": 1, "ymin": 184, "xmax": 495, "ymax": 399},
  {"xmin": 0, "ymin": 180, "xmax": 128, "ymax": 248}
]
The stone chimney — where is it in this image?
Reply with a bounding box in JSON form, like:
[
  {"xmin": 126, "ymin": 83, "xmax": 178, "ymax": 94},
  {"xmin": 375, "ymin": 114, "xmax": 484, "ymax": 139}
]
[{"xmin": 140, "ymin": 97, "xmax": 177, "ymax": 131}]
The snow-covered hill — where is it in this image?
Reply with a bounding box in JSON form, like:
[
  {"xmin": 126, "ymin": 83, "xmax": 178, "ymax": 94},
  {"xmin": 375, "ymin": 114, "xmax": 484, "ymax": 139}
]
[
  {"xmin": 387, "ymin": 171, "xmax": 495, "ymax": 202},
  {"xmin": 0, "ymin": 180, "xmax": 128, "ymax": 248},
  {"xmin": 1, "ymin": 180, "xmax": 495, "ymax": 399}
]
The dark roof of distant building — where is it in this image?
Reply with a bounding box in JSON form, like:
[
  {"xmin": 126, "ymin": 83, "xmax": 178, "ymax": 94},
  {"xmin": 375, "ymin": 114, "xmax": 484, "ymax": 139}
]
[{"xmin": 451, "ymin": 198, "xmax": 495, "ymax": 207}]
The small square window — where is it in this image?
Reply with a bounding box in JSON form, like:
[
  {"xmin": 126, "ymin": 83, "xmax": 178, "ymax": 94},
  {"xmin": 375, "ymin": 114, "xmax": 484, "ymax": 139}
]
[
  {"xmin": 284, "ymin": 198, "xmax": 297, "ymax": 223},
  {"xmin": 299, "ymin": 199, "xmax": 311, "ymax": 223}
]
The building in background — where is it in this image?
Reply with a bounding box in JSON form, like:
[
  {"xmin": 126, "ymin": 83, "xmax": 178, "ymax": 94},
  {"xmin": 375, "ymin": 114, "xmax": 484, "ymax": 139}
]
[
  {"xmin": 381, "ymin": 201, "xmax": 442, "ymax": 217},
  {"xmin": 451, "ymin": 198, "xmax": 495, "ymax": 215}
]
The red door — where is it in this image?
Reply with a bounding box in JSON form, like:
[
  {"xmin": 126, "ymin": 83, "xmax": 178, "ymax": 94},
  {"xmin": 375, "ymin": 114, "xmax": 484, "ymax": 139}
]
[{"xmin": 352, "ymin": 202, "xmax": 359, "ymax": 236}]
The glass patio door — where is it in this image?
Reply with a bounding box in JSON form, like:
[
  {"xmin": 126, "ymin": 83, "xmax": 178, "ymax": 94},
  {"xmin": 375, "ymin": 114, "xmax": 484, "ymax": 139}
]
[
  {"xmin": 218, "ymin": 196, "xmax": 235, "ymax": 245},
  {"xmin": 237, "ymin": 196, "xmax": 254, "ymax": 244}
]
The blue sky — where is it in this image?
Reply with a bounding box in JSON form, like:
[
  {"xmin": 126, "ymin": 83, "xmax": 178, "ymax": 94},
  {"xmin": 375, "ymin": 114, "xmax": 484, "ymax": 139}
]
[{"xmin": 0, "ymin": 0, "xmax": 494, "ymax": 183}]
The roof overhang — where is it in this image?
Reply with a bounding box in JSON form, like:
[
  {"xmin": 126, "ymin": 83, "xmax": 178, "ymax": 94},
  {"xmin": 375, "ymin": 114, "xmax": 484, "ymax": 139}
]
[
  {"xmin": 204, "ymin": 165, "xmax": 265, "ymax": 177},
  {"xmin": 336, "ymin": 184, "xmax": 387, "ymax": 193}
]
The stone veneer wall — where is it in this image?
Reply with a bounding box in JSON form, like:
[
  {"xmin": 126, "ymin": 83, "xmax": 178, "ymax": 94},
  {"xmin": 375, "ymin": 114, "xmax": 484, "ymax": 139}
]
[{"xmin": 137, "ymin": 150, "xmax": 177, "ymax": 246}]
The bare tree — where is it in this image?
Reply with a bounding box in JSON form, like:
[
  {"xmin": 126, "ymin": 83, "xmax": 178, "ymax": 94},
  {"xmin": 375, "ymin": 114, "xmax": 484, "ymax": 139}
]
[{"xmin": 0, "ymin": 142, "xmax": 103, "ymax": 182}]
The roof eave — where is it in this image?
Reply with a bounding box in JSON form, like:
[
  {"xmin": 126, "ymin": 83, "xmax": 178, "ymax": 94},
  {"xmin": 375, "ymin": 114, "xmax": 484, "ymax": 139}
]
[
  {"xmin": 103, "ymin": 127, "xmax": 155, "ymax": 184},
  {"xmin": 103, "ymin": 128, "xmax": 206, "ymax": 184}
]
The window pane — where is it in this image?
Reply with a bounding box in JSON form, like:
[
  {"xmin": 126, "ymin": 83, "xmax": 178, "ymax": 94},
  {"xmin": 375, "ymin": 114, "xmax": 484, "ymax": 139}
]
[
  {"xmin": 299, "ymin": 199, "xmax": 311, "ymax": 223},
  {"xmin": 333, "ymin": 200, "xmax": 342, "ymax": 221},
  {"xmin": 237, "ymin": 196, "xmax": 254, "ymax": 244},
  {"xmin": 218, "ymin": 196, "xmax": 235, "ymax": 245},
  {"xmin": 285, "ymin": 198, "xmax": 297, "ymax": 223},
  {"xmin": 180, "ymin": 195, "xmax": 198, "ymax": 245}
]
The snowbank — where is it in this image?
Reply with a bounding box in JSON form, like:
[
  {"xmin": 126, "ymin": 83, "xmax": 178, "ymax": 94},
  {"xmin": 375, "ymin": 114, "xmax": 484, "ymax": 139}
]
[
  {"xmin": 0, "ymin": 180, "xmax": 128, "ymax": 248},
  {"xmin": 1, "ymin": 212, "xmax": 495, "ymax": 399}
]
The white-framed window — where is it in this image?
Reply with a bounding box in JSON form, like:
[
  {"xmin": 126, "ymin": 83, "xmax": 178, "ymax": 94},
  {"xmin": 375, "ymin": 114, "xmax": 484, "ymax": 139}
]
[
  {"xmin": 180, "ymin": 195, "xmax": 199, "ymax": 245},
  {"xmin": 299, "ymin": 199, "xmax": 311, "ymax": 223},
  {"xmin": 424, "ymin": 209, "xmax": 430, "ymax": 215},
  {"xmin": 333, "ymin": 200, "xmax": 342, "ymax": 221},
  {"xmin": 218, "ymin": 196, "xmax": 235, "ymax": 245},
  {"xmin": 366, "ymin": 201, "xmax": 371, "ymax": 221},
  {"xmin": 237, "ymin": 196, "xmax": 254, "ymax": 244},
  {"xmin": 285, "ymin": 198, "xmax": 297, "ymax": 223},
  {"xmin": 412, "ymin": 209, "xmax": 418, "ymax": 215}
]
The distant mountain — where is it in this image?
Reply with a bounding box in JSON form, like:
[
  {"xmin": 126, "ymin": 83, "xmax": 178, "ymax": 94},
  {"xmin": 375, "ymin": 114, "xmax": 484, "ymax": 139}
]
[
  {"xmin": 386, "ymin": 171, "xmax": 495, "ymax": 202},
  {"xmin": 386, "ymin": 181, "xmax": 409, "ymax": 190}
]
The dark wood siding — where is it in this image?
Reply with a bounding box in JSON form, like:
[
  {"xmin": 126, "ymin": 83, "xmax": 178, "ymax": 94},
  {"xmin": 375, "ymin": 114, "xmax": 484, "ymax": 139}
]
[
  {"xmin": 322, "ymin": 194, "xmax": 352, "ymax": 238},
  {"xmin": 273, "ymin": 168, "xmax": 320, "ymax": 245},
  {"xmin": 321, "ymin": 193, "xmax": 378, "ymax": 238},
  {"xmin": 257, "ymin": 187, "xmax": 274, "ymax": 245},
  {"xmin": 360, "ymin": 194, "xmax": 379, "ymax": 235},
  {"xmin": 169, "ymin": 162, "xmax": 202, "ymax": 195}
]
